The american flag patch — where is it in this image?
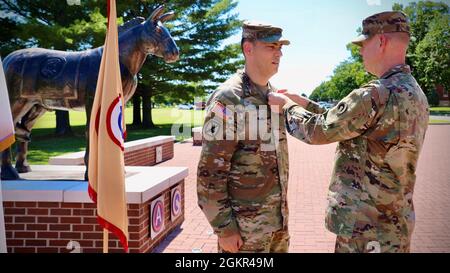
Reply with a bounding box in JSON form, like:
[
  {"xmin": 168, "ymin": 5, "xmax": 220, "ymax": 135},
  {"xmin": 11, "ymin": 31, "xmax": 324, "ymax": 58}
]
[{"xmin": 211, "ymin": 101, "xmax": 230, "ymax": 121}]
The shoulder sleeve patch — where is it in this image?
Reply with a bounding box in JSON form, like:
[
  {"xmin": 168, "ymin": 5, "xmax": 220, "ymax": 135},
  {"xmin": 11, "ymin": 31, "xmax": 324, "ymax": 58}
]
[
  {"xmin": 336, "ymin": 102, "xmax": 348, "ymax": 115},
  {"xmin": 210, "ymin": 101, "xmax": 230, "ymax": 121}
]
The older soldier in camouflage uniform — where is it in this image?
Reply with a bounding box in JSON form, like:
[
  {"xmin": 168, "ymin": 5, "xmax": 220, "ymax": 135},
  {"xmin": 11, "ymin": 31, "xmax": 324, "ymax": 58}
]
[
  {"xmin": 197, "ymin": 22, "xmax": 291, "ymax": 253},
  {"xmin": 268, "ymin": 11, "xmax": 429, "ymax": 253}
]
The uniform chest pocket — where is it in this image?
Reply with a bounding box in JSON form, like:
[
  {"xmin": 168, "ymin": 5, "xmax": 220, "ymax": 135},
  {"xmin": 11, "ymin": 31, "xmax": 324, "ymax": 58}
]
[
  {"xmin": 228, "ymin": 144, "xmax": 279, "ymax": 201},
  {"xmin": 365, "ymin": 96, "xmax": 399, "ymax": 145},
  {"xmin": 258, "ymin": 114, "xmax": 273, "ymax": 143}
]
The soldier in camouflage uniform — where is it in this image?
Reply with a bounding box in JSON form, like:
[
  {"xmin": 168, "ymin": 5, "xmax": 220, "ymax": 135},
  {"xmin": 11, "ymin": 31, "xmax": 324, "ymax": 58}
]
[
  {"xmin": 268, "ymin": 11, "xmax": 429, "ymax": 253},
  {"xmin": 197, "ymin": 21, "xmax": 291, "ymax": 253}
]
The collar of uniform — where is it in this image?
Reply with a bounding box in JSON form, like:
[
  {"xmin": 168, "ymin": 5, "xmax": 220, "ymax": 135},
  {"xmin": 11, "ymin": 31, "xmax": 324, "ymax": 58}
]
[
  {"xmin": 251, "ymin": 80, "xmax": 271, "ymax": 96},
  {"xmin": 381, "ymin": 64, "xmax": 411, "ymax": 79},
  {"xmin": 241, "ymin": 71, "xmax": 272, "ymax": 98}
]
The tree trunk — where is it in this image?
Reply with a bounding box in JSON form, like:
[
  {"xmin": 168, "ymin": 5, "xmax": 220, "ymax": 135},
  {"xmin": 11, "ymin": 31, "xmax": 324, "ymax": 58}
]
[
  {"xmin": 55, "ymin": 110, "xmax": 73, "ymax": 136},
  {"xmin": 142, "ymin": 89, "xmax": 155, "ymax": 129},
  {"xmin": 132, "ymin": 95, "xmax": 142, "ymax": 127}
]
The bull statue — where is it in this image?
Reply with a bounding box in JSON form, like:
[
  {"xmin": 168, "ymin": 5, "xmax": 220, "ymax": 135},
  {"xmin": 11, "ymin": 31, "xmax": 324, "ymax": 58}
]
[{"xmin": 1, "ymin": 5, "xmax": 179, "ymax": 180}]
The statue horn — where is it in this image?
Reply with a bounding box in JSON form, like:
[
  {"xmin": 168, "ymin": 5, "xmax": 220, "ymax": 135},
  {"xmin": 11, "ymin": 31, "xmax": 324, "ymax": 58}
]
[
  {"xmin": 149, "ymin": 5, "xmax": 165, "ymax": 22},
  {"xmin": 159, "ymin": 12, "xmax": 175, "ymax": 23}
]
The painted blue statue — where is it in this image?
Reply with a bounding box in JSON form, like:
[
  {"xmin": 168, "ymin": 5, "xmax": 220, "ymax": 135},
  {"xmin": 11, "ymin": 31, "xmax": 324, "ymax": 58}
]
[{"xmin": 1, "ymin": 5, "xmax": 179, "ymax": 180}]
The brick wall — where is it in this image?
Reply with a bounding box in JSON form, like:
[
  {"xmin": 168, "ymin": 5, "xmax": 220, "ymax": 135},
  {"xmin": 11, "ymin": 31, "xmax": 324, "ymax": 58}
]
[
  {"xmin": 3, "ymin": 181, "xmax": 184, "ymax": 253},
  {"xmin": 124, "ymin": 142, "xmax": 173, "ymax": 166},
  {"xmin": 436, "ymin": 85, "xmax": 450, "ymax": 106}
]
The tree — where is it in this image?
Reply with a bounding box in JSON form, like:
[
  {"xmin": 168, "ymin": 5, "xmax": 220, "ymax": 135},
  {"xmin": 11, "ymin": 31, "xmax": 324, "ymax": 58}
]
[
  {"xmin": 426, "ymin": 88, "xmax": 440, "ymax": 107},
  {"xmin": 308, "ymin": 23, "xmax": 373, "ymax": 102},
  {"xmin": 393, "ymin": 1, "xmax": 449, "ymax": 100},
  {"xmin": 310, "ymin": 81, "xmax": 332, "ymax": 102},
  {"xmin": 393, "ymin": 1, "xmax": 449, "ymax": 62},
  {"xmin": 327, "ymin": 60, "xmax": 373, "ymax": 100},
  {"xmin": 131, "ymin": 95, "xmax": 142, "ymax": 127},
  {"xmin": 309, "ymin": 52, "xmax": 373, "ymax": 102},
  {"xmin": 414, "ymin": 13, "xmax": 450, "ymax": 100},
  {"xmin": 309, "ymin": 1, "xmax": 449, "ymax": 103}
]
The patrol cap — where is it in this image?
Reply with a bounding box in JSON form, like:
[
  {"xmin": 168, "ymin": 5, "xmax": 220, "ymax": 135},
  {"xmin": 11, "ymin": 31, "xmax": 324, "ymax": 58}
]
[
  {"xmin": 352, "ymin": 11, "xmax": 410, "ymax": 46},
  {"xmin": 242, "ymin": 21, "xmax": 290, "ymax": 45}
]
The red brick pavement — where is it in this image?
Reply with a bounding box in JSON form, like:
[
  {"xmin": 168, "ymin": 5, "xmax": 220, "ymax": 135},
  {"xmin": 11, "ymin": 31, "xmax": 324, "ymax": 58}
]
[{"xmin": 154, "ymin": 125, "xmax": 450, "ymax": 253}]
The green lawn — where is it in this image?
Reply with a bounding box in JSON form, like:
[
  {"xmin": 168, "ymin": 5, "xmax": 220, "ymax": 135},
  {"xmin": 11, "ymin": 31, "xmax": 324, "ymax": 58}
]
[
  {"xmin": 33, "ymin": 107, "xmax": 205, "ymax": 129},
  {"xmin": 430, "ymin": 107, "xmax": 450, "ymax": 112},
  {"xmin": 429, "ymin": 119, "xmax": 450, "ymax": 124},
  {"xmin": 430, "ymin": 107, "xmax": 450, "ymax": 115},
  {"xmin": 11, "ymin": 108, "xmax": 205, "ymax": 165}
]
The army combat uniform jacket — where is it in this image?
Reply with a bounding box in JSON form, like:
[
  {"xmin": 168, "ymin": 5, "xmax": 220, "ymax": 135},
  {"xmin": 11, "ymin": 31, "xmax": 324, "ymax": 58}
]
[
  {"xmin": 197, "ymin": 70, "xmax": 289, "ymax": 242},
  {"xmin": 283, "ymin": 65, "xmax": 429, "ymax": 250}
]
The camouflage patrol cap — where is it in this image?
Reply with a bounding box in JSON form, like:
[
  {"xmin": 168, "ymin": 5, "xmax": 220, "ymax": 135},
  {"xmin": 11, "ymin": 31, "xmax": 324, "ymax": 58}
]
[
  {"xmin": 242, "ymin": 21, "xmax": 290, "ymax": 45},
  {"xmin": 352, "ymin": 11, "xmax": 410, "ymax": 46}
]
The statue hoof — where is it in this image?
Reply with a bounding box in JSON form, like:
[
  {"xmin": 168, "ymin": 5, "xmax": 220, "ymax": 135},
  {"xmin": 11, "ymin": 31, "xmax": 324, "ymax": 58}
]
[
  {"xmin": 15, "ymin": 164, "xmax": 32, "ymax": 174},
  {"xmin": 1, "ymin": 164, "xmax": 20, "ymax": 180}
]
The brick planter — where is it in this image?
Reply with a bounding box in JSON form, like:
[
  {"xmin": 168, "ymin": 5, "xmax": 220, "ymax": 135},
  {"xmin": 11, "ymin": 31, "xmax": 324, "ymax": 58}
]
[
  {"xmin": 49, "ymin": 136, "xmax": 175, "ymax": 166},
  {"xmin": 192, "ymin": 127, "xmax": 203, "ymax": 146},
  {"xmin": 1, "ymin": 165, "xmax": 188, "ymax": 253}
]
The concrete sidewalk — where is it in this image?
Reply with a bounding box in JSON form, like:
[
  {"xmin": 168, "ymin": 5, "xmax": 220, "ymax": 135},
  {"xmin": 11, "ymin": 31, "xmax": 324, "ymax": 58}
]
[
  {"xmin": 154, "ymin": 125, "xmax": 450, "ymax": 253},
  {"xmin": 430, "ymin": 115, "xmax": 450, "ymax": 122}
]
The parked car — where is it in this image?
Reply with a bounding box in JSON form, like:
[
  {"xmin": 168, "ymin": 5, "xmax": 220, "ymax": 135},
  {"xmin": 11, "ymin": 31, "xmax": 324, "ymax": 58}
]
[
  {"xmin": 195, "ymin": 101, "xmax": 206, "ymax": 110},
  {"xmin": 178, "ymin": 104, "xmax": 194, "ymax": 110},
  {"xmin": 318, "ymin": 101, "xmax": 335, "ymax": 110}
]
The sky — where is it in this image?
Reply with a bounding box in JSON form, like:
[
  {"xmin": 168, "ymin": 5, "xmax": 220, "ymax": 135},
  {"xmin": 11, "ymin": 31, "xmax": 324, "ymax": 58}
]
[{"xmin": 226, "ymin": 0, "xmax": 429, "ymax": 96}]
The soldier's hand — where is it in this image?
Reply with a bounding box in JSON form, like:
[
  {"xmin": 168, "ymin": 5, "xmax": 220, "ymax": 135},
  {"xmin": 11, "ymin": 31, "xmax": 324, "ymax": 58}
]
[
  {"xmin": 278, "ymin": 89, "xmax": 309, "ymax": 108},
  {"xmin": 277, "ymin": 89, "xmax": 300, "ymax": 101},
  {"xmin": 218, "ymin": 233, "xmax": 243, "ymax": 253},
  {"xmin": 268, "ymin": 93, "xmax": 290, "ymax": 113}
]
